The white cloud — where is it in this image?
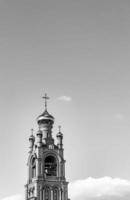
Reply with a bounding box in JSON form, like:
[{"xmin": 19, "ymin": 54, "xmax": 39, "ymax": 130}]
[
  {"xmin": 3, "ymin": 177, "xmax": 130, "ymax": 200},
  {"xmin": 69, "ymin": 177, "xmax": 130, "ymax": 200},
  {"xmin": 2, "ymin": 194, "xmax": 23, "ymax": 200},
  {"xmin": 114, "ymin": 113, "xmax": 124, "ymax": 120},
  {"xmin": 58, "ymin": 96, "xmax": 72, "ymax": 102}
]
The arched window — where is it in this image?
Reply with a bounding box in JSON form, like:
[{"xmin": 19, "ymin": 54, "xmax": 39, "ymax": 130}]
[
  {"xmin": 44, "ymin": 187, "xmax": 50, "ymax": 200},
  {"xmin": 31, "ymin": 158, "xmax": 36, "ymax": 178},
  {"xmin": 53, "ymin": 187, "xmax": 59, "ymax": 200},
  {"xmin": 44, "ymin": 156, "xmax": 57, "ymax": 176}
]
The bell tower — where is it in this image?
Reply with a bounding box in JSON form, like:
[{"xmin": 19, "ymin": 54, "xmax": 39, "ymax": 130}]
[{"xmin": 25, "ymin": 94, "xmax": 69, "ymax": 200}]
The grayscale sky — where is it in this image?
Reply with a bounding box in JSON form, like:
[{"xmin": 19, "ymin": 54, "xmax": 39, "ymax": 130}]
[{"xmin": 1, "ymin": 1, "xmax": 130, "ymax": 200}]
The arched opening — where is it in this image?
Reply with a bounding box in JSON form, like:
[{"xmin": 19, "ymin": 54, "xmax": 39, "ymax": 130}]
[
  {"xmin": 31, "ymin": 158, "xmax": 36, "ymax": 178},
  {"xmin": 44, "ymin": 155, "xmax": 57, "ymax": 176},
  {"xmin": 53, "ymin": 187, "xmax": 59, "ymax": 200}
]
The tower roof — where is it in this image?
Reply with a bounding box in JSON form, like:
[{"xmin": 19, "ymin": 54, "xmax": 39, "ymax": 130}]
[{"xmin": 37, "ymin": 109, "xmax": 54, "ymax": 123}]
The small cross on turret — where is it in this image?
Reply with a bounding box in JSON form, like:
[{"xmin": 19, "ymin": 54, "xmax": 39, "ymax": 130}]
[
  {"xmin": 31, "ymin": 128, "xmax": 34, "ymax": 136},
  {"xmin": 42, "ymin": 93, "xmax": 50, "ymax": 110},
  {"xmin": 58, "ymin": 125, "xmax": 61, "ymax": 132}
]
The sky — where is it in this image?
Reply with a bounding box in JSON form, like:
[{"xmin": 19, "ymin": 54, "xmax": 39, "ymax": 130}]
[{"xmin": 1, "ymin": 0, "xmax": 130, "ymax": 200}]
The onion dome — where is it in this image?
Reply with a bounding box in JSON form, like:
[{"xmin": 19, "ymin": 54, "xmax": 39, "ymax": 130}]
[
  {"xmin": 37, "ymin": 110, "xmax": 54, "ymax": 139},
  {"xmin": 37, "ymin": 93, "xmax": 54, "ymax": 125},
  {"xmin": 37, "ymin": 94, "xmax": 55, "ymax": 141},
  {"xmin": 37, "ymin": 109, "xmax": 54, "ymax": 125},
  {"xmin": 29, "ymin": 134, "xmax": 35, "ymax": 140},
  {"xmin": 56, "ymin": 130, "xmax": 63, "ymax": 137},
  {"xmin": 56, "ymin": 126, "xmax": 63, "ymax": 137}
]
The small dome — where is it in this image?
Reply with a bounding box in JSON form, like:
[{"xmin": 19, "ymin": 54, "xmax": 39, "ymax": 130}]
[
  {"xmin": 29, "ymin": 134, "xmax": 35, "ymax": 140},
  {"xmin": 37, "ymin": 109, "xmax": 54, "ymax": 124},
  {"xmin": 56, "ymin": 126, "xmax": 63, "ymax": 137},
  {"xmin": 56, "ymin": 131, "xmax": 63, "ymax": 137}
]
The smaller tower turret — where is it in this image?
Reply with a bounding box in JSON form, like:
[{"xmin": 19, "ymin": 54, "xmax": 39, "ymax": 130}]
[
  {"xmin": 29, "ymin": 129, "xmax": 35, "ymax": 153},
  {"xmin": 37, "ymin": 110, "xmax": 54, "ymax": 137},
  {"xmin": 56, "ymin": 126, "xmax": 63, "ymax": 149},
  {"xmin": 36, "ymin": 129, "xmax": 43, "ymax": 147},
  {"xmin": 37, "ymin": 94, "xmax": 54, "ymax": 145}
]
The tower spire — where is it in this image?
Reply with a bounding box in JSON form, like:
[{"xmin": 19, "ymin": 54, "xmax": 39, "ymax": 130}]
[{"xmin": 42, "ymin": 93, "xmax": 49, "ymax": 110}]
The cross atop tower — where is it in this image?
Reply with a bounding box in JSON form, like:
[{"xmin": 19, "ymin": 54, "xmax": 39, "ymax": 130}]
[
  {"xmin": 42, "ymin": 93, "xmax": 50, "ymax": 110},
  {"xmin": 31, "ymin": 128, "xmax": 34, "ymax": 135},
  {"xmin": 58, "ymin": 125, "xmax": 61, "ymax": 132}
]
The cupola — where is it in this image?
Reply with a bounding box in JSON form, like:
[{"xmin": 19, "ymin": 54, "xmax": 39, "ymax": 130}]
[
  {"xmin": 37, "ymin": 94, "xmax": 54, "ymax": 139},
  {"xmin": 29, "ymin": 129, "xmax": 35, "ymax": 152},
  {"xmin": 56, "ymin": 126, "xmax": 63, "ymax": 149}
]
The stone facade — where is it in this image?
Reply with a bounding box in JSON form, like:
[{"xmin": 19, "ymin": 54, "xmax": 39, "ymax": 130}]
[{"xmin": 25, "ymin": 100, "xmax": 69, "ymax": 200}]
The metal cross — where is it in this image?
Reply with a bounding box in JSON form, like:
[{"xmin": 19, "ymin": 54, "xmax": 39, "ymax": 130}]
[
  {"xmin": 31, "ymin": 128, "xmax": 34, "ymax": 135},
  {"xmin": 58, "ymin": 125, "xmax": 61, "ymax": 132},
  {"xmin": 42, "ymin": 93, "xmax": 50, "ymax": 110}
]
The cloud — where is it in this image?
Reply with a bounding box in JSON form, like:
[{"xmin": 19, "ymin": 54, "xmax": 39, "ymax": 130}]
[
  {"xmin": 2, "ymin": 194, "xmax": 23, "ymax": 200},
  {"xmin": 114, "ymin": 113, "xmax": 124, "ymax": 120},
  {"xmin": 58, "ymin": 96, "xmax": 72, "ymax": 102},
  {"xmin": 3, "ymin": 177, "xmax": 130, "ymax": 200},
  {"xmin": 69, "ymin": 177, "xmax": 130, "ymax": 200}
]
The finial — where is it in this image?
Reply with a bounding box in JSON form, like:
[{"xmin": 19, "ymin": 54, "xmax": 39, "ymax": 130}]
[
  {"xmin": 31, "ymin": 128, "xmax": 34, "ymax": 135},
  {"xmin": 42, "ymin": 93, "xmax": 50, "ymax": 110},
  {"xmin": 58, "ymin": 125, "xmax": 61, "ymax": 132}
]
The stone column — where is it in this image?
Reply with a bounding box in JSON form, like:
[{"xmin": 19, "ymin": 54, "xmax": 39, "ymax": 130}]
[
  {"xmin": 43, "ymin": 189, "xmax": 44, "ymax": 200},
  {"xmin": 39, "ymin": 186, "xmax": 42, "ymax": 200},
  {"xmin": 35, "ymin": 182, "xmax": 39, "ymax": 199},
  {"xmin": 51, "ymin": 188, "xmax": 53, "ymax": 200},
  {"xmin": 36, "ymin": 159, "xmax": 39, "ymax": 177},
  {"xmin": 59, "ymin": 189, "xmax": 61, "ymax": 200},
  {"xmin": 61, "ymin": 189, "xmax": 63, "ymax": 200}
]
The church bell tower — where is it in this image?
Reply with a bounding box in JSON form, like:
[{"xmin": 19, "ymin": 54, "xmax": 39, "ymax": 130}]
[{"xmin": 25, "ymin": 94, "xmax": 69, "ymax": 200}]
